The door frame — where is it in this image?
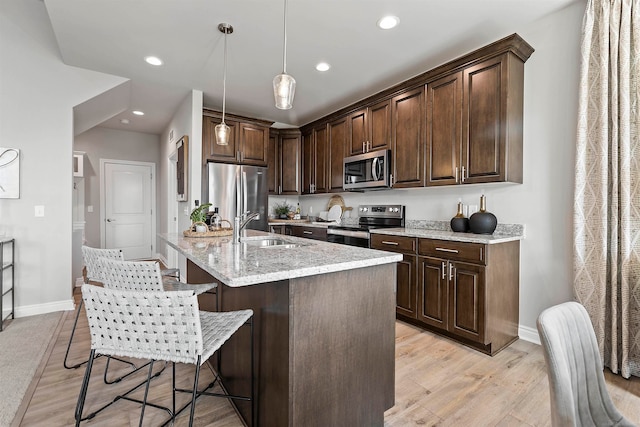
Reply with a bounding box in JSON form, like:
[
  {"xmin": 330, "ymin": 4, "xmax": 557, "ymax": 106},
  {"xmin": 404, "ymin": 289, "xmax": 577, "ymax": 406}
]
[
  {"xmin": 167, "ymin": 151, "xmax": 179, "ymax": 269},
  {"xmin": 99, "ymin": 159, "xmax": 156, "ymax": 256}
]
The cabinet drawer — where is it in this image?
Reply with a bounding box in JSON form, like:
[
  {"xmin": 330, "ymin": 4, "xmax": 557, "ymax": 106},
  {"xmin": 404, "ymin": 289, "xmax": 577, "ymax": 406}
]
[
  {"xmin": 370, "ymin": 234, "xmax": 416, "ymax": 254},
  {"xmin": 292, "ymin": 226, "xmax": 327, "ymax": 241},
  {"xmin": 418, "ymin": 239, "xmax": 486, "ymax": 265}
]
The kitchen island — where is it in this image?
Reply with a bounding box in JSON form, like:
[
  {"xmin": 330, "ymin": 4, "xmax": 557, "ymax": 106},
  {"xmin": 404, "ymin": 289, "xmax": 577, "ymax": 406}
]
[{"xmin": 158, "ymin": 231, "xmax": 402, "ymax": 427}]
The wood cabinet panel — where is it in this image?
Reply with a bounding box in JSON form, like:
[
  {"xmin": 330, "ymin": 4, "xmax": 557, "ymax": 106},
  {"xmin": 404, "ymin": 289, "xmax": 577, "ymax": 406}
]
[
  {"xmin": 418, "ymin": 257, "xmax": 449, "ymax": 329},
  {"xmin": 302, "ymin": 130, "xmax": 314, "ymax": 194},
  {"xmin": 426, "ymin": 72, "xmax": 462, "ymax": 186},
  {"xmin": 280, "ymin": 131, "xmax": 301, "ymax": 194},
  {"xmin": 239, "ymin": 123, "xmax": 269, "ymax": 165},
  {"xmin": 349, "ymin": 109, "xmax": 367, "ymax": 155},
  {"xmin": 291, "ymin": 226, "xmax": 327, "ymax": 241},
  {"xmin": 370, "ymin": 234, "xmax": 416, "ymax": 253},
  {"xmin": 328, "ymin": 117, "xmax": 347, "ymax": 192},
  {"xmin": 314, "ymin": 125, "xmax": 329, "ymax": 193},
  {"xmin": 369, "ymin": 99, "xmax": 392, "ymax": 151},
  {"xmin": 418, "ymin": 238, "xmax": 485, "ymax": 265},
  {"xmin": 267, "ymin": 131, "xmax": 278, "ymax": 194},
  {"xmin": 450, "ymin": 262, "xmax": 485, "ymax": 342},
  {"xmin": 203, "ymin": 115, "xmax": 239, "ymax": 163},
  {"xmin": 396, "ymin": 254, "xmax": 417, "ymax": 319},
  {"xmin": 391, "ymin": 87, "xmax": 425, "ymax": 188}
]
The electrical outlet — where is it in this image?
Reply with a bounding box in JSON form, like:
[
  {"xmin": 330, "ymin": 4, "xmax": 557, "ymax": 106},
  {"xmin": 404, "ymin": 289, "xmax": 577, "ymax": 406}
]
[{"xmin": 35, "ymin": 205, "xmax": 45, "ymax": 217}]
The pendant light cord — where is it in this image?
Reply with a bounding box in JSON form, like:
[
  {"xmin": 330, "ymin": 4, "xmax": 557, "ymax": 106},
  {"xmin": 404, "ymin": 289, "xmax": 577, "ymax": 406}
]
[
  {"xmin": 282, "ymin": 0, "xmax": 288, "ymax": 74},
  {"xmin": 222, "ymin": 28, "xmax": 228, "ymax": 123}
]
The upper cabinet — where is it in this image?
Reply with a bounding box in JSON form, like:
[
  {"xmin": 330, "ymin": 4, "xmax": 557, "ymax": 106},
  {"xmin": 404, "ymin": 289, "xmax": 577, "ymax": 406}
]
[
  {"xmin": 348, "ymin": 98, "xmax": 391, "ymax": 155},
  {"xmin": 202, "ymin": 109, "xmax": 272, "ymax": 166},
  {"xmin": 268, "ymin": 129, "xmax": 302, "ymax": 195},
  {"xmin": 301, "ymin": 123, "xmax": 329, "ymax": 194},
  {"xmin": 328, "ymin": 116, "xmax": 348, "ymax": 192},
  {"xmin": 426, "ymin": 53, "xmax": 525, "ymax": 186},
  {"xmin": 392, "ymin": 87, "xmax": 425, "ymax": 188}
]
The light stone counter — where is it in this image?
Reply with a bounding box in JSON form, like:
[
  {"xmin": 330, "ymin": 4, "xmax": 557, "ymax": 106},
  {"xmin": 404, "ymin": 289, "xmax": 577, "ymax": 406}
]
[
  {"xmin": 267, "ymin": 220, "xmax": 335, "ymax": 228},
  {"xmin": 370, "ymin": 225, "xmax": 524, "ymax": 244},
  {"xmin": 158, "ymin": 230, "xmax": 401, "ymax": 287}
]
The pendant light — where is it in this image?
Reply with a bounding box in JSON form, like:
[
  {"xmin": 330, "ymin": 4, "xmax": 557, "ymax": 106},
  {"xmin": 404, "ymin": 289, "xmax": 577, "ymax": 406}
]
[
  {"xmin": 215, "ymin": 23, "xmax": 233, "ymax": 145},
  {"xmin": 273, "ymin": 0, "xmax": 296, "ymax": 110}
]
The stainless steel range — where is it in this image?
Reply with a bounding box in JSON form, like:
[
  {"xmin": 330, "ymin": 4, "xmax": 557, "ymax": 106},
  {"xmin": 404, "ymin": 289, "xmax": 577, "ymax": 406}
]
[{"xmin": 327, "ymin": 204, "xmax": 405, "ymax": 248}]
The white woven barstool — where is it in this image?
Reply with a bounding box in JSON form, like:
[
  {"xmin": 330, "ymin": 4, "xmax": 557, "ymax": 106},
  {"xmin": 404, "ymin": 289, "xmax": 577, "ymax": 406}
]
[
  {"xmin": 63, "ymin": 246, "xmax": 136, "ymax": 376},
  {"xmin": 75, "ymin": 284, "xmax": 254, "ymax": 427}
]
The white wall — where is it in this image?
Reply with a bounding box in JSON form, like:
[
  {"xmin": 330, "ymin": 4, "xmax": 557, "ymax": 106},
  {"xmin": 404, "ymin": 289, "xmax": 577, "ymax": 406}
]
[
  {"xmin": 0, "ymin": 0, "xmax": 127, "ymax": 315},
  {"xmin": 283, "ymin": 2, "xmax": 585, "ymax": 340}
]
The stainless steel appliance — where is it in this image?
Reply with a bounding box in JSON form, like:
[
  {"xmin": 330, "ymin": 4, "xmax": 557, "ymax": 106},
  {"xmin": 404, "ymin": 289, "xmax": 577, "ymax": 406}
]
[
  {"xmin": 207, "ymin": 163, "xmax": 268, "ymax": 231},
  {"xmin": 327, "ymin": 204, "xmax": 404, "ymax": 247},
  {"xmin": 343, "ymin": 149, "xmax": 392, "ymax": 191}
]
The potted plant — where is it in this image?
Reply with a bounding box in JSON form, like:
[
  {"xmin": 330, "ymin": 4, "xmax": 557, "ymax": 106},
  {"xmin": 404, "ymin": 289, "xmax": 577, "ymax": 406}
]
[
  {"xmin": 190, "ymin": 203, "xmax": 212, "ymax": 232},
  {"xmin": 273, "ymin": 202, "xmax": 292, "ymax": 219}
]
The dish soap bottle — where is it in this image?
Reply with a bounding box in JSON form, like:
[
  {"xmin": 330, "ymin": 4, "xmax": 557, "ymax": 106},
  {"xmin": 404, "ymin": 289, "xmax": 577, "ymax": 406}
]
[{"xmin": 450, "ymin": 200, "xmax": 469, "ymax": 232}]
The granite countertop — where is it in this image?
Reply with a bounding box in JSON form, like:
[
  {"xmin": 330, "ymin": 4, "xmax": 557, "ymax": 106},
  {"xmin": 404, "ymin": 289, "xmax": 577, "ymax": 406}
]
[
  {"xmin": 268, "ymin": 220, "xmax": 336, "ymax": 228},
  {"xmin": 159, "ymin": 230, "xmax": 402, "ymax": 287},
  {"xmin": 370, "ymin": 227, "xmax": 523, "ymax": 244}
]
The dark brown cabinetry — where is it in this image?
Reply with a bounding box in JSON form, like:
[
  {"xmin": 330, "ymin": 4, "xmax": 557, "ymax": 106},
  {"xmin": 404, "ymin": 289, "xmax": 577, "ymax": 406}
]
[
  {"xmin": 370, "ymin": 234, "xmax": 418, "ymax": 319},
  {"xmin": 328, "ymin": 116, "xmax": 347, "ymax": 192},
  {"xmin": 348, "ymin": 99, "xmax": 391, "ymax": 155},
  {"xmin": 426, "ymin": 53, "xmax": 525, "ymax": 186},
  {"xmin": 302, "ymin": 124, "xmax": 328, "ymax": 194},
  {"xmin": 290, "ymin": 225, "xmax": 327, "ymax": 241},
  {"xmin": 416, "ymin": 238, "xmax": 520, "ymax": 355},
  {"xmin": 268, "ymin": 129, "xmax": 302, "ymax": 195},
  {"xmin": 391, "ymin": 87, "xmax": 425, "ymax": 188},
  {"xmin": 202, "ymin": 110, "xmax": 271, "ymax": 166}
]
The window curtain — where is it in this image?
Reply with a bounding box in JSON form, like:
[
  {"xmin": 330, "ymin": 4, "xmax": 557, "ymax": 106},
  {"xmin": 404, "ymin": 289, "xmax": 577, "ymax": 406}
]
[{"xmin": 574, "ymin": 0, "xmax": 640, "ymax": 378}]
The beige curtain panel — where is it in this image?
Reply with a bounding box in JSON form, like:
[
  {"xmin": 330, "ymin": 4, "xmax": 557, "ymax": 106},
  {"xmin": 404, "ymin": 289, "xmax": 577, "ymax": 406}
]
[{"xmin": 574, "ymin": 0, "xmax": 640, "ymax": 378}]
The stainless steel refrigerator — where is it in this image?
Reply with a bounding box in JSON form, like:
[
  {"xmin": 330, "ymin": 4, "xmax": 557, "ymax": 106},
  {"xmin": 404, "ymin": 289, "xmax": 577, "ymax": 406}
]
[{"xmin": 207, "ymin": 163, "xmax": 268, "ymax": 231}]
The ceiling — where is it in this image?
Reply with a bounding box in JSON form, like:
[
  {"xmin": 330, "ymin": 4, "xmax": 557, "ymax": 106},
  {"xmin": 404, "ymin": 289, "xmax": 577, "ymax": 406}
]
[{"xmin": 45, "ymin": 0, "xmax": 581, "ymax": 135}]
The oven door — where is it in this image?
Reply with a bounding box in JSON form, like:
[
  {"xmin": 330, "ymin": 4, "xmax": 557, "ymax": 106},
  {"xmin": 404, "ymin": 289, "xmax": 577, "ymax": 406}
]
[
  {"xmin": 343, "ymin": 149, "xmax": 391, "ymax": 191},
  {"xmin": 326, "ymin": 228, "xmax": 370, "ymax": 248}
]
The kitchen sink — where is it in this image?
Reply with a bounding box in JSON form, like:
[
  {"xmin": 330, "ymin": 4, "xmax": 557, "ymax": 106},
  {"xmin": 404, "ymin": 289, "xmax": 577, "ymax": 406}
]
[{"xmin": 240, "ymin": 237, "xmax": 309, "ymax": 249}]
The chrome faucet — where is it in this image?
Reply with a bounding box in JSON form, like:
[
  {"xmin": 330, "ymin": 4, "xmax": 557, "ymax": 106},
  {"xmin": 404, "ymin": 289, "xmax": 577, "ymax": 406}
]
[{"xmin": 233, "ymin": 211, "xmax": 260, "ymax": 242}]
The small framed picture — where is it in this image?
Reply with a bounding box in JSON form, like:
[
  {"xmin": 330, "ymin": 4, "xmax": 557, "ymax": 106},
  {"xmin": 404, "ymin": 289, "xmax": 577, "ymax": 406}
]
[{"xmin": 176, "ymin": 136, "xmax": 188, "ymax": 201}]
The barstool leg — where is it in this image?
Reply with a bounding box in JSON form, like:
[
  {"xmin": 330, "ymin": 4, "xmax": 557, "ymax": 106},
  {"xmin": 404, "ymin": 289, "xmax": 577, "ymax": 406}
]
[
  {"xmin": 64, "ymin": 300, "xmax": 85, "ymax": 369},
  {"xmin": 75, "ymin": 349, "xmax": 96, "ymax": 426},
  {"xmin": 250, "ymin": 318, "xmax": 256, "ymax": 427},
  {"xmin": 189, "ymin": 356, "xmax": 203, "ymax": 426},
  {"xmin": 138, "ymin": 360, "xmax": 155, "ymax": 427}
]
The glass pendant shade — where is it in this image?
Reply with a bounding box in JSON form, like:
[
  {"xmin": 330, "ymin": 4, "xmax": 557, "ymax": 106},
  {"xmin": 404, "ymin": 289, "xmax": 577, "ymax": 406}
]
[
  {"xmin": 273, "ymin": 73, "xmax": 296, "ymax": 110},
  {"xmin": 215, "ymin": 122, "xmax": 230, "ymax": 145}
]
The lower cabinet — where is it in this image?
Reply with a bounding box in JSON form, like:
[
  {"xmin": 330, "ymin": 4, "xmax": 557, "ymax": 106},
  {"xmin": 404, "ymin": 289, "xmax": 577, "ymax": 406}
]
[
  {"xmin": 372, "ymin": 233, "xmax": 520, "ymax": 356},
  {"xmin": 291, "ymin": 225, "xmax": 327, "ymax": 241},
  {"xmin": 270, "ymin": 224, "xmax": 292, "ymax": 235}
]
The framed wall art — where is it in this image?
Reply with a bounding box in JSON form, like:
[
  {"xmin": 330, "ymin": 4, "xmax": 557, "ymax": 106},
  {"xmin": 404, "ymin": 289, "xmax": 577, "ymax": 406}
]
[
  {"xmin": 176, "ymin": 136, "xmax": 188, "ymax": 201},
  {"xmin": 0, "ymin": 148, "xmax": 20, "ymax": 199}
]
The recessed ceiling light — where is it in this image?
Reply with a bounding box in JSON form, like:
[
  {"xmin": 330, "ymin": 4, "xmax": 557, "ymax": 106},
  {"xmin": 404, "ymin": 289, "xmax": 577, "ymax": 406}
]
[
  {"xmin": 132, "ymin": 110, "xmax": 144, "ymax": 116},
  {"xmin": 316, "ymin": 62, "xmax": 331, "ymax": 72},
  {"xmin": 377, "ymin": 15, "xmax": 399, "ymax": 30},
  {"xmin": 144, "ymin": 56, "xmax": 163, "ymax": 66},
  {"xmin": 120, "ymin": 119, "xmax": 130, "ymax": 124}
]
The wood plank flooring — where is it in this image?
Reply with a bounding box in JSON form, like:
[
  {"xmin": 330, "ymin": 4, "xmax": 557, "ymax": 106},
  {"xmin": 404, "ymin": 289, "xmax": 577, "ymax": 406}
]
[{"xmin": 15, "ymin": 295, "xmax": 640, "ymax": 426}]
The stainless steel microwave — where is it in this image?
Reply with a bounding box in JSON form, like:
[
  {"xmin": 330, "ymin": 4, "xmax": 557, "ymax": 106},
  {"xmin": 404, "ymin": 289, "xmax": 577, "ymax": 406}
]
[{"xmin": 343, "ymin": 149, "xmax": 391, "ymax": 191}]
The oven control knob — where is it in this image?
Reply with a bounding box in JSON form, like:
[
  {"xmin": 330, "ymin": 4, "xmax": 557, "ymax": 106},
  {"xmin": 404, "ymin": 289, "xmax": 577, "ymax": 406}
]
[
  {"xmin": 388, "ymin": 207, "xmax": 393, "ymax": 212},
  {"xmin": 362, "ymin": 207, "xmax": 368, "ymax": 212},
  {"xmin": 393, "ymin": 207, "xmax": 399, "ymax": 213}
]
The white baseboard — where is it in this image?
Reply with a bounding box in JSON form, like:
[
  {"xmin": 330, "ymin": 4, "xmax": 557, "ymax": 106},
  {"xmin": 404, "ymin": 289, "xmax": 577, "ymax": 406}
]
[
  {"xmin": 14, "ymin": 299, "xmax": 75, "ymax": 318},
  {"xmin": 518, "ymin": 324, "xmax": 540, "ymax": 345}
]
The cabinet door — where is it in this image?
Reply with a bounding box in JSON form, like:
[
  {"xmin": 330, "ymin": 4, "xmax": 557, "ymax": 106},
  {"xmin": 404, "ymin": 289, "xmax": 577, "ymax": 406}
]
[
  {"xmin": 426, "ymin": 72, "xmax": 462, "ymax": 186},
  {"xmin": 203, "ymin": 116, "xmax": 239, "ymax": 163},
  {"xmin": 280, "ymin": 131, "xmax": 301, "ymax": 194},
  {"xmin": 368, "ymin": 99, "xmax": 391, "ymax": 151},
  {"xmin": 302, "ymin": 130, "xmax": 314, "ymax": 194},
  {"xmin": 462, "ymin": 55, "xmax": 506, "ymax": 183},
  {"xmin": 348, "ymin": 108, "xmax": 367, "ymax": 155},
  {"xmin": 267, "ymin": 131, "xmax": 279, "ymax": 194},
  {"xmin": 328, "ymin": 116, "xmax": 347, "ymax": 192},
  {"xmin": 239, "ymin": 123, "xmax": 268, "ymax": 166},
  {"xmin": 449, "ymin": 261, "xmax": 485, "ymax": 343},
  {"xmin": 392, "ymin": 87, "xmax": 425, "ymax": 188},
  {"xmin": 396, "ymin": 254, "xmax": 417, "ymax": 319},
  {"xmin": 417, "ymin": 256, "xmax": 448, "ymax": 330},
  {"xmin": 314, "ymin": 124, "xmax": 329, "ymax": 193}
]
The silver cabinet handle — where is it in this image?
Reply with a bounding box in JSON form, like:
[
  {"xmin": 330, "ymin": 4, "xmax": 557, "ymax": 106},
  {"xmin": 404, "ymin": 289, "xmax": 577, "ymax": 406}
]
[
  {"xmin": 367, "ymin": 141, "xmax": 371, "ymax": 152},
  {"xmin": 362, "ymin": 141, "xmax": 365, "ymax": 153},
  {"xmin": 449, "ymin": 264, "xmax": 454, "ymax": 281},
  {"xmin": 441, "ymin": 261, "xmax": 446, "ymax": 280},
  {"xmin": 435, "ymin": 247, "xmax": 459, "ymax": 253},
  {"xmin": 382, "ymin": 241, "xmax": 399, "ymax": 246},
  {"xmin": 303, "ymin": 230, "xmax": 313, "ymax": 235},
  {"xmin": 461, "ymin": 166, "xmax": 466, "ymax": 183},
  {"xmin": 455, "ymin": 167, "xmax": 459, "ymax": 183}
]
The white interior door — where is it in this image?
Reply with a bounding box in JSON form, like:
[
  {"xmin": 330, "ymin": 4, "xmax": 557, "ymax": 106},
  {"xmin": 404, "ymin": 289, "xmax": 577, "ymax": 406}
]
[{"xmin": 101, "ymin": 159, "xmax": 155, "ymax": 260}]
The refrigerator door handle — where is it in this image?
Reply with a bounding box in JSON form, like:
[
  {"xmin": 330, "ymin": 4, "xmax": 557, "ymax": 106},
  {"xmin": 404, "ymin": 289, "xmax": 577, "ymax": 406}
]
[
  {"xmin": 242, "ymin": 170, "xmax": 248, "ymax": 217},
  {"xmin": 236, "ymin": 167, "xmax": 242, "ymax": 218}
]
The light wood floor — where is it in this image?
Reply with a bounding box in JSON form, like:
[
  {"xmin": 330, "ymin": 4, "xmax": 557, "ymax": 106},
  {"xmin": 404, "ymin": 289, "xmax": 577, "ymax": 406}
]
[{"xmin": 15, "ymin": 297, "xmax": 640, "ymax": 426}]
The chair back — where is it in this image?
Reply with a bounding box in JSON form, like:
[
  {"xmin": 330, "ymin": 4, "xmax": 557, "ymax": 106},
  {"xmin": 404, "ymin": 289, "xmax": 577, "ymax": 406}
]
[
  {"xmin": 98, "ymin": 258, "xmax": 164, "ymax": 292},
  {"xmin": 81, "ymin": 284, "xmax": 203, "ymax": 364},
  {"xmin": 81, "ymin": 246, "xmax": 124, "ymax": 283},
  {"xmin": 537, "ymin": 301, "xmax": 630, "ymax": 426}
]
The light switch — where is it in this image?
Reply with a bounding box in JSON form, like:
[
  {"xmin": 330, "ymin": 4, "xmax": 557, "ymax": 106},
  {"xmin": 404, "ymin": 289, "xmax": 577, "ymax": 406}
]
[
  {"xmin": 35, "ymin": 205, "xmax": 45, "ymax": 217},
  {"xmin": 87, "ymin": 205, "xmax": 94, "ymax": 213}
]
